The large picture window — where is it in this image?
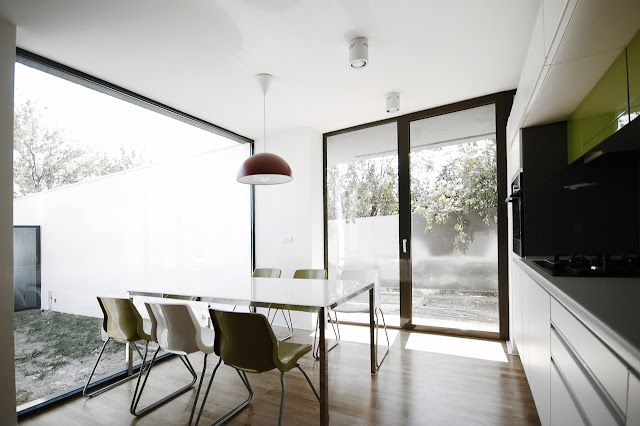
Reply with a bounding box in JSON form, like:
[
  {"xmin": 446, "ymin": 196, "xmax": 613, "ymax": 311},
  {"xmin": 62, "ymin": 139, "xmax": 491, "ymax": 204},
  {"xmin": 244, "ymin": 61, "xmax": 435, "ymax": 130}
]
[{"xmin": 13, "ymin": 53, "xmax": 252, "ymax": 414}]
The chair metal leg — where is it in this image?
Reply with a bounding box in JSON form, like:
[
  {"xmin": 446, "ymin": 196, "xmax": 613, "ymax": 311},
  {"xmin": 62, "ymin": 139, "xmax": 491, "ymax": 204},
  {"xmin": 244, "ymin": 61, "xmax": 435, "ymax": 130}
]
[
  {"xmin": 195, "ymin": 359, "xmax": 253, "ymax": 426},
  {"xmin": 269, "ymin": 307, "xmax": 293, "ymax": 342},
  {"xmin": 188, "ymin": 353, "xmax": 210, "ymax": 426},
  {"xmin": 374, "ymin": 308, "xmax": 391, "ymax": 370},
  {"xmin": 130, "ymin": 349, "xmax": 197, "ymax": 416},
  {"xmin": 278, "ymin": 371, "xmax": 285, "ymax": 426},
  {"xmin": 83, "ymin": 338, "xmax": 149, "ymax": 398},
  {"xmin": 296, "ymin": 363, "xmax": 319, "ymax": 401},
  {"xmin": 312, "ymin": 312, "xmax": 339, "ymax": 359}
]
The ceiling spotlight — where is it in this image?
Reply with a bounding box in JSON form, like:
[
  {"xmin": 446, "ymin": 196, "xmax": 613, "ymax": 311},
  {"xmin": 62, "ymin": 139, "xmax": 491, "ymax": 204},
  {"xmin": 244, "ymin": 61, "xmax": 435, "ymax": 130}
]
[
  {"xmin": 349, "ymin": 37, "xmax": 369, "ymax": 69},
  {"xmin": 386, "ymin": 92, "xmax": 400, "ymax": 113}
]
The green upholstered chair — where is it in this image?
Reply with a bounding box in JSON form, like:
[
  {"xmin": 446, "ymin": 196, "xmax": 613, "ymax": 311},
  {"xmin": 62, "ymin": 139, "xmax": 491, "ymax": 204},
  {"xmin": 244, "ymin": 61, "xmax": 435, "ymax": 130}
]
[
  {"xmin": 253, "ymin": 268, "xmax": 281, "ymax": 278},
  {"xmin": 195, "ymin": 309, "xmax": 318, "ymax": 426},
  {"xmin": 292, "ymin": 268, "xmax": 327, "ymax": 280},
  {"xmin": 291, "ymin": 269, "xmax": 341, "ymax": 358},
  {"xmin": 331, "ymin": 268, "xmax": 389, "ymax": 369},
  {"xmin": 83, "ymin": 297, "xmax": 152, "ymax": 398}
]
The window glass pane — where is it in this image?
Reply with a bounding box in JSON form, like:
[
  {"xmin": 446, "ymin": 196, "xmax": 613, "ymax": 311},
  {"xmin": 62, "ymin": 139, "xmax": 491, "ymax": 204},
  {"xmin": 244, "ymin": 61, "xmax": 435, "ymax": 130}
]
[
  {"xmin": 13, "ymin": 62, "xmax": 250, "ymax": 410},
  {"xmin": 409, "ymin": 104, "xmax": 499, "ymax": 332},
  {"xmin": 326, "ymin": 122, "xmax": 400, "ymax": 326}
]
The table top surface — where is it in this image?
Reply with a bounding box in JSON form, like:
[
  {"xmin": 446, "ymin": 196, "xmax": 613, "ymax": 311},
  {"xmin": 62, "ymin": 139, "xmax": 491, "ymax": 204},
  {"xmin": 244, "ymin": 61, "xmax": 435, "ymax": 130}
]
[{"xmin": 128, "ymin": 277, "xmax": 374, "ymax": 312}]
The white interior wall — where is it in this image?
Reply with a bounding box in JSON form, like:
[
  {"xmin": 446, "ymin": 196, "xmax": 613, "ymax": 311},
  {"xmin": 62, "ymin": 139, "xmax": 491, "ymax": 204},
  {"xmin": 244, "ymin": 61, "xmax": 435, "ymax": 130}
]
[
  {"xmin": 0, "ymin": 16, "xmax": 17, "ymax": 426},
  {"xmin": 254, "ymin": 127, "xmax": 324, "ymax": 330},
  {"xmin": 13, "ymin": 145, "xmax": 252, "ymax": 319}
]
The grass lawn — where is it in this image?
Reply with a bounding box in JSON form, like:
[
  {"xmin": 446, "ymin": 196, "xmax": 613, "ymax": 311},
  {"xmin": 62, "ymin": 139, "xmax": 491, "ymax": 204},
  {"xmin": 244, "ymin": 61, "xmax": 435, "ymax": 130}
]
[{"xmin": 14, "ymin": 310, "xmax": 133, "ymax": 407}]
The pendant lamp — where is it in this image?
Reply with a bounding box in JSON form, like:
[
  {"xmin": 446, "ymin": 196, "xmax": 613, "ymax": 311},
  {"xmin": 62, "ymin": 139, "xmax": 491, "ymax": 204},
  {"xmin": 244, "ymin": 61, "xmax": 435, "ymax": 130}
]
[{"xmin": 237, "ymin": 74, "xmax": 292, "ymax": 185}]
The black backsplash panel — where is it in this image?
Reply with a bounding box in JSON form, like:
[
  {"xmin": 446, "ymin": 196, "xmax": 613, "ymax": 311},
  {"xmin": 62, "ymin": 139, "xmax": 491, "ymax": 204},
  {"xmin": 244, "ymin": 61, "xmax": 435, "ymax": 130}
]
[{"xmin": 522, "ymin": 122, "xmax": 640, "ymax": 256}]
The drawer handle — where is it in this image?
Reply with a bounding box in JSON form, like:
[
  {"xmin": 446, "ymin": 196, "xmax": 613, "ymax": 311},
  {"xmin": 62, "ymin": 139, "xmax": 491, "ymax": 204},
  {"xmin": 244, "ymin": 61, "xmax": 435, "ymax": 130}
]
[{"xmin": 551, "ymin": 323, "xmax": 626, "ymax": 425}]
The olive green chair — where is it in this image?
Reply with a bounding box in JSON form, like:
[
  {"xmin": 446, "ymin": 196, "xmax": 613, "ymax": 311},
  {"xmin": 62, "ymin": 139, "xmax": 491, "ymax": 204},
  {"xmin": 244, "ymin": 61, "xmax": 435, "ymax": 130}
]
[
  {"xmin": 83, "ymin": 297, "xmax": 152, "ymax": 398},
  {"xmin": 253, "ymin": 268, "xmax": 281, "ymax": 278},
  {"xmin": 291, "ymin": 269, "xmax": 341, "ymax": 358},
  {"xmin": 195, "ymin": 309, "xmax": 319, "ymax": 426}
]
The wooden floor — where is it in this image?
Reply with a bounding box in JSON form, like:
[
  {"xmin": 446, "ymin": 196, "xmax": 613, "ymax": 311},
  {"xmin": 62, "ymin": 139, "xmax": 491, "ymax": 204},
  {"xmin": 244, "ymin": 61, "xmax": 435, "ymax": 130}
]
[{"xmin": 20, "ymin": 327, "xmax": 540, "ymax": 425}]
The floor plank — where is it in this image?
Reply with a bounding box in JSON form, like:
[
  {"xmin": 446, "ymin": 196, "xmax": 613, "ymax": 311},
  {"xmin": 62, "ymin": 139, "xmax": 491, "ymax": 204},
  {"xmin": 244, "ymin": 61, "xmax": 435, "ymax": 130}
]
[{"xmin": 20, "ymin": 327, "xmax": 540, "ymax": 425}]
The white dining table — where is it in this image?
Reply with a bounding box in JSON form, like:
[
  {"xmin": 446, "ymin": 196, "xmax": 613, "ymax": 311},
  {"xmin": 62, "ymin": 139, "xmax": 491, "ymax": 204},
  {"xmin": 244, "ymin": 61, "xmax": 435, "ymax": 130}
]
[{"xmin": 128, "ymin": 276, "xmax": 377, "ymax": 425}]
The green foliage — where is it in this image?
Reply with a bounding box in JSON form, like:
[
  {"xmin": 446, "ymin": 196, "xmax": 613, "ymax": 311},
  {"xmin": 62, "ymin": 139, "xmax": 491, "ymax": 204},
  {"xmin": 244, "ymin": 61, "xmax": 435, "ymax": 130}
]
[
  {"xmin": 327, "ymin": 155, "xmax": 399, "ymax": 221},
  {"xmin": 13, "ymin": 99, "xmax": 144, "ymax": 198},
  {"xmin": 411, "ymin": 140, "xmax": 497, "ymax": 250},
  {"xmin": 327, "ymin": 140, "xmax": 497, "ymax": 248}
]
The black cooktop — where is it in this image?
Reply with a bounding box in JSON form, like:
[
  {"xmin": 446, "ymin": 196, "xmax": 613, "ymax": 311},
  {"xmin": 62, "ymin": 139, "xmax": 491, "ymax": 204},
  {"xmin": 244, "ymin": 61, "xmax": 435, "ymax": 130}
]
[{"xmin": 532, "ymin": 254, "xmax": 640, "ymax": 277}]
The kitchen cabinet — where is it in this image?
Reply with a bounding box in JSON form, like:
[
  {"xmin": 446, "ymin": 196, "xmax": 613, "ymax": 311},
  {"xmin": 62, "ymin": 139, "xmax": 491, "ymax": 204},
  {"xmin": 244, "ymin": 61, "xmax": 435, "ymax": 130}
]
[
  {"xmin": 543, "ymin": 0, "xmax": 578, "ymax": 65},
  {"xmin": 628, "ymin": 31, "xmax": 640, "ymax": 122},
  {"xmin": 522, "ymin": 272, "xmax": 551, "ymax": 426},
  {"xmin": 567, "ymin": 50, "xmax": 629, "ymax": 163},
  {"xmin": 628, "ymin": 372, "xmax": 640, "ymax": 426},
  {"xmin": 512, "ymin": 259, "xmax": 640, "ymax": 426},
  {"xmin": 511, "ymin": 262, "xmax": 524, "ymax": 356},
  {"xmin": 550, "ymin": 359, "xmax": 586, "ymax": 425}
]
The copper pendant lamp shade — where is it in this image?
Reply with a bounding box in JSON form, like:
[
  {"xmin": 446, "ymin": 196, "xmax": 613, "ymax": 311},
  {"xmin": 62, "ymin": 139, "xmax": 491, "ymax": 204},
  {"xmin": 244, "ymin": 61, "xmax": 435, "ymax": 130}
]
[
  {"xmin": 237, "ymin": 73, "xmax": 292, "ymax": 185},
  {"xmin": 237, "ymin": 152, "xmax": 292, "ymax": 184}
]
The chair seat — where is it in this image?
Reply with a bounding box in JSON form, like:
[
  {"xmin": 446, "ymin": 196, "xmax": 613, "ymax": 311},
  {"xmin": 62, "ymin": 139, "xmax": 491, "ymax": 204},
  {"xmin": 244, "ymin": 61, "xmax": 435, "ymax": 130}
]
[
  {"xmin": 276, "ymin": 342, "xmax": 312, "ymax": 372},
  {"xmin": 199, "ymin": 326, "xmax": 215, "ymax": 347},
  {"xmin": 332, "ymin": 302, "xmax": 370, "ymax": 314}
]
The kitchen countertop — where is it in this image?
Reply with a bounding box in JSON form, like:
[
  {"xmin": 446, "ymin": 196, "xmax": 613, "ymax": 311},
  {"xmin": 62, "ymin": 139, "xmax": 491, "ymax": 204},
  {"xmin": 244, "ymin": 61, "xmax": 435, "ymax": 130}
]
[{"xmin": 514, "ymin": 256, "xmax": 640, "ymax": 374}]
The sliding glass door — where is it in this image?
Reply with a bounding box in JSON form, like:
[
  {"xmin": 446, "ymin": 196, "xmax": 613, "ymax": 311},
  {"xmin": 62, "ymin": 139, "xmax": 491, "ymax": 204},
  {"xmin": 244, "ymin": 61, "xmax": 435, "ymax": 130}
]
[
  {"xmin": 325, "ymin": 94, "xmax": 510, "ymax": 339},
  {"xmin": 408, "ymin": 105, "xmax": 499, "ymax": 333}
]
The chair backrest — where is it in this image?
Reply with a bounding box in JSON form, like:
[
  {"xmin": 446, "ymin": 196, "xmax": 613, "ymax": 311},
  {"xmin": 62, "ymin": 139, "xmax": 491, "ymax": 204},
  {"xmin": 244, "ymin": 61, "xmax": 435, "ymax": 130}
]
[
  {"xmin": 145, "ymin": 303, "xmax": 206, "ymax": 356},
  {"xmin": 210, "ymin": 309, "xmax": 279, "ymax": 374},
  {"xmin": 252, "ymin": 268, "xmax": 282, "ymax": 278},
  {"xmin": 339, "ymin": 269, "xmax": 381, "ymax": 308},
  {"xmin": 97, "ymin": 297, "xmax": 150, "ymax": 343},
  {"xmin": 165, "ymin": 294, "xmax": 199, "ymax": 301},
  {"xmin": 293, "ymin": 269, "xmax": 327, "ymax": 279}
]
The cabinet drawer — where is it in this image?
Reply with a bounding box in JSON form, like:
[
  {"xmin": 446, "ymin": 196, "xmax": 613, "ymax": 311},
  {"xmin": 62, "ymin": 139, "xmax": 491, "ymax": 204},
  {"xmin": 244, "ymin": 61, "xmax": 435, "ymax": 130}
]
[
  {"xmin": 551, "ymin": 299, "xmax": 628, "ymax": 414},
  {"xmin": 551, "ymin": 359, "xmax": 586, "ymax": 426},
  {"xmin": 551, "ymin": 329, "xmax": 620, "ymax": 425}
]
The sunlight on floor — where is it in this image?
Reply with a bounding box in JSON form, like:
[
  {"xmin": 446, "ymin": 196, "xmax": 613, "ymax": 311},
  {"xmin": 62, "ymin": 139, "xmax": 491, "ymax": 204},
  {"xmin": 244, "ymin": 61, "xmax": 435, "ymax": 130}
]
[
  {"xmin": 309, "ymin": 324, "xmax": 399, "ymax": 346},
  {"xmin": 405, "ymin": 333, "xmax": 508, "ymax": 362}
]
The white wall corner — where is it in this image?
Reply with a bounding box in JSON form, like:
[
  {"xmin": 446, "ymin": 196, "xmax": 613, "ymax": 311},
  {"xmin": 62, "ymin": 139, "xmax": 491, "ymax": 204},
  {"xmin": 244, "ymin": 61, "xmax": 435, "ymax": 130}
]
[{"xmin": 0, "ymin": 15, "xmax": 18, "ymax": 426}]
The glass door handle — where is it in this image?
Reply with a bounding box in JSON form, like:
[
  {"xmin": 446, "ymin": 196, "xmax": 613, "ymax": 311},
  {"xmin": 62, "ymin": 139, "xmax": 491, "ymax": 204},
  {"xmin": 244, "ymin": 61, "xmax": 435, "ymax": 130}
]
[{"xmin": 403, "ymin": 238, "xmax": 408, "ymax": 253}]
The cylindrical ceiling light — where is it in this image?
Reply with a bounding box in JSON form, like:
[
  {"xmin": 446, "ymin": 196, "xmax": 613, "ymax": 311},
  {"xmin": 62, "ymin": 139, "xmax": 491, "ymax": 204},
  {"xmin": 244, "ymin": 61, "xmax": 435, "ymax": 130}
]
[
  {"xmin": 237, "ymin": 74, "xmax": 292, "ymax": 185},
  {"xmin": 386, "ymin": 92, "xmax": 400, "ymax": 113},
  {"xmin": 349, "ymin": 37, "xmax": 369, "ymax": 69}
]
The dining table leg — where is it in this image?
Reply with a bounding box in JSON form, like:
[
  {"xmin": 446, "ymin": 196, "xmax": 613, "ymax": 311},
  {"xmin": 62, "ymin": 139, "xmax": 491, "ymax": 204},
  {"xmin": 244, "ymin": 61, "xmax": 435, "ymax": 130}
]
[
  {"xmin": 318, "ymin": 307, "xmax": 329, "ymax": 425},
  {"xmin": 369, "ymin": 288, "xmax": 376, "ymax": 375}
]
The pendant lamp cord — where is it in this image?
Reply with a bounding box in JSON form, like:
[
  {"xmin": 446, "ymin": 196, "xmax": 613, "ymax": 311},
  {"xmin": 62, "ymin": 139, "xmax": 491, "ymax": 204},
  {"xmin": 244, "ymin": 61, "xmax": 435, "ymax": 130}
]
[{"xmin": 263, "ymin": 92, "xmax": 267, "ymax": 153}]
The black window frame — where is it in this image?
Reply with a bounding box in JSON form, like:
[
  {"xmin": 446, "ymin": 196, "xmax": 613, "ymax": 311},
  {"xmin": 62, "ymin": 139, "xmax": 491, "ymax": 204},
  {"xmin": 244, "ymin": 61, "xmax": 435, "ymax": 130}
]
[{"xmin": 323, "ymin": 91, "xmax": 514, "ymax": 341}]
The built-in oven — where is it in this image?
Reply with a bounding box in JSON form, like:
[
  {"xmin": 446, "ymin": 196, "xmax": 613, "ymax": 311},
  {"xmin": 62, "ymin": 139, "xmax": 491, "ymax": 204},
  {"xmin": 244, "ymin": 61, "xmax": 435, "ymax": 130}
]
[{"xmin": 506, "ymin": 172, "xmax": 523, "ymax": 256}]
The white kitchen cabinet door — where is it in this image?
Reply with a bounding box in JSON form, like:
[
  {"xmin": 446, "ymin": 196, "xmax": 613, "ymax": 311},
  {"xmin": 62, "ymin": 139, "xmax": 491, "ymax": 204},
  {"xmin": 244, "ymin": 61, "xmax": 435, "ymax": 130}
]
[
  {"xmin": 551, "ymin": 359, "xmax": 586, "ymax": 425},
  {"xmin": 511, "ymin": 260, "xmax": 524, "ymax": 355},
  {"xmin": 508, "ymin": 2, "xmax": 545, "ymax": 134},
  {"xmin": 543, "ymin": 0, "xmax": 579, "ymax": 64},
  {"xmin": 628, "ymin": 372, "xmax": 640, "ymax": 426},
  {"xmin": 523, "ymin": 272, "xmax": 551, "ymax": 426}
]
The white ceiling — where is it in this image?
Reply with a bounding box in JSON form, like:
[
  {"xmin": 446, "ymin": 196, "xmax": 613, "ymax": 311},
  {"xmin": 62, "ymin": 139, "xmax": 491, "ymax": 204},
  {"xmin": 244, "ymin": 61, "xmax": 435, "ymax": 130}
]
[{"xmin": 0, "ymin": 0, "xmax": 539, "ymax": 141}]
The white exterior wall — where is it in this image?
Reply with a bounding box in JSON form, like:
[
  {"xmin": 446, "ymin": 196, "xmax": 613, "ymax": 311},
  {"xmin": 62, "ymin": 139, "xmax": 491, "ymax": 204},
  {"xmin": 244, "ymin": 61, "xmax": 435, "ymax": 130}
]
[
  {"xmin": 254, "ymin": 127, "xmax": 324, "ymax": 330},
  {"xmin": 0, "ymin": 16, "xmax": 17, "ymax": 426},
  {"xmin": 13, "ymin": 145, "xmax": 251, "ymax": 319}
]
